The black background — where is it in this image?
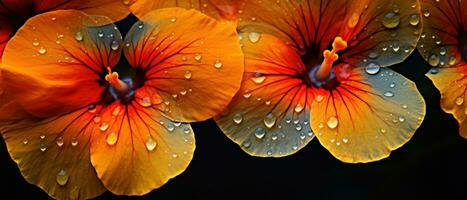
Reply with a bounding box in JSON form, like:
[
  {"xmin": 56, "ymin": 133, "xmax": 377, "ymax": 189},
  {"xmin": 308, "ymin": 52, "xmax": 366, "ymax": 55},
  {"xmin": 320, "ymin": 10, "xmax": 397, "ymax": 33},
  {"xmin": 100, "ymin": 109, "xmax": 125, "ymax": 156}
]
[{"xmin": 1, "ymin": 14, "xmax": 467, "ymax": 200}]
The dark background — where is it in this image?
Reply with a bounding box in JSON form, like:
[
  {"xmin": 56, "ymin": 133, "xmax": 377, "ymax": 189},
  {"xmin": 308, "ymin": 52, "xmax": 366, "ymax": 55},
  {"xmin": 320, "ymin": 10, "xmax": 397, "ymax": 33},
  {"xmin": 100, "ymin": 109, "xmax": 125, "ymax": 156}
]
[{"xmin": 1, "ymin": 14, "xmax": 467, "ymax": 200}]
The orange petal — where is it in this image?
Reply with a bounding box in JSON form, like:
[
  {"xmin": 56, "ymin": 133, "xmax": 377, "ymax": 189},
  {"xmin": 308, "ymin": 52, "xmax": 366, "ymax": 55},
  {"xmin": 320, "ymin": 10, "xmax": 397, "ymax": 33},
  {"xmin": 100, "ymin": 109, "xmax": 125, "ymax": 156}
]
[
  {"xmin": 311, "ymin": 66, "xmax": 425, "ymax": 163},
  {"xmin": 33, "ymin": 0, "xmax": 129, "ymax": 22},
  {"xmin": 427, "ymin": 63, "xmax": 467, "ymax": 137},
  {"xmin": 215, "ymin": 33, "xmax": 314, "ymax": 157},
  {"xmin": 123, "ymin": 8, "xmax": 244, "ymax": 122},
  {"xmin": 237, "ymin": 0, "xmax": 422, "ymax": 67},
  {"xmin": 129, "ymin": 0, "xmax": 238, "ymax": 21},
  {"xmin": 1, "ymin": 10, "xmax": 122, "ymax": 117},
  {"xmin": 89, "ymin": 101, "xmax": 195, "ymax": 195},
  {"xmin": 0, "ymin": 107, "xmax": 106, "ymax": 199},
  {"xmin": 418, "ymin": 0, "xmax": 466, "ymax": 67}
]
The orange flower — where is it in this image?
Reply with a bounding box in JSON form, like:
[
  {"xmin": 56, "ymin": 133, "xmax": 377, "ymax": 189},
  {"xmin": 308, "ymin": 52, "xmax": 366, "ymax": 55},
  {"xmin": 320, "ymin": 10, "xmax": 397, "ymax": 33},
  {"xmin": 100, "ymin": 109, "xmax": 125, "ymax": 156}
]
[
  {"xmin": 0, "ymin": 8, "xmax": 243, "ymax": 199},
  {"xmin": 127, "ymin": 0, "xmax": 238, "ymax": 21},
  {"xmin": 215, "ymin": 0, "xmax": 426, "ymax": 163},
  {"xmin": 0, "ymin": 0, "xmax": 129, "ymax": 59},
  {"xmin": 418, "ymin": 0, "xmax": 467, "ymax": 137}
]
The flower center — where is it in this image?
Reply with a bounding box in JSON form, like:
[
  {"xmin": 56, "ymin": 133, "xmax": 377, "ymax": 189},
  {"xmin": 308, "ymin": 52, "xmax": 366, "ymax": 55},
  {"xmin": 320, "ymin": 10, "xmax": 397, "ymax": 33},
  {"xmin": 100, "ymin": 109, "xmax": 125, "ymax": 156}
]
[
  {"xmin": 105, "ymin": 67, "xmax": 134, "ymax": 100},
  {"xmin": 304, "ymin": 37, "xmax": 348, "ymax": 88}
]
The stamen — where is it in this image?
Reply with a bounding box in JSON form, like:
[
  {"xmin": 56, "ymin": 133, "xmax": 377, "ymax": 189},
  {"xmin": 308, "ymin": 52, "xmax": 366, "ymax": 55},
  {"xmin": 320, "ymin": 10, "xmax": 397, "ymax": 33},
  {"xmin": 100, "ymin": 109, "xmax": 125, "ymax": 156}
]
[
  {"xmin": 105, "ymin": 67, "xmax": 130, "ymax": 94},
  {"xmin": 315, "ymin": 37, "xmax": 348, "ymax": 81}
]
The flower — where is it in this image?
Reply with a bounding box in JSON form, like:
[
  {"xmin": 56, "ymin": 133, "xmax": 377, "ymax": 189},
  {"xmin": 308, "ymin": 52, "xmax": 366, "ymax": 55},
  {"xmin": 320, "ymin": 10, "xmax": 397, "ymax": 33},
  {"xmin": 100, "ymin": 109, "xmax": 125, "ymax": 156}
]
[
  {"xmin": 0, "ymin": 8, "xmax": 243, "ymax": 199},
  {"xmin": 0, "ymin": 0, "xmax": 129, "ymax": 59},
  {"xmin": 418, "ymin": 0, "xmax": 467, "ymax": 137},
  {"xmin": 215, "ymin": 0, "xmax": 426, "ymax": 163},
  {"xmin": 127, "ymin": 0, "xmax": 238, "ymax": 21}
]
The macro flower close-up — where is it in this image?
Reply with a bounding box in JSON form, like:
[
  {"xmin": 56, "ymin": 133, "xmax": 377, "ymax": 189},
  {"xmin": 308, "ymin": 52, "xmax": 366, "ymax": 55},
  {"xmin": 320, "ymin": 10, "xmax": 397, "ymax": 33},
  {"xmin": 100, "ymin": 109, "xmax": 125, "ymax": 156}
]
[
  {"xmin": 215, "ymin": 0, "xmax": 426, "ymax": 162},
  {"xmin": 0, "ymin": 0, "xmax": 466, "ymax": 199}
]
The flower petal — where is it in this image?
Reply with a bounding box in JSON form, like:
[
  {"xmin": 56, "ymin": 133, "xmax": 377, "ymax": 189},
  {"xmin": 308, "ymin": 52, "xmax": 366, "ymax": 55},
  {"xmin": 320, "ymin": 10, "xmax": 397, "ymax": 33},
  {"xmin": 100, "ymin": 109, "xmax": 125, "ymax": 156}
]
[
  {"xmin": 418, "ymin": 0, "xmax": 465, "ymax": 67},
  {"xmin": 1, "ymin": 10, "xmax": 122, "ymax": 117},
  {"xmin": 215, "ymin": 33, "xmax": 314, "ymax": 157},
  {"xmin": 427, "ymin": 63, "xmax": 467, "ymax": 137},
  {"xmin": 89, "ymin": 101, "xmax": 195, "ymax": 195},
  {"xmin": 237, "ymin": 0, "xmax": 422, "ymax": 67},
  {"xmin": 123, "ymin": 8, "xmax": 244, "ymax": 122},
  {"xmin": 129, "ymin": 0, "xmax": 238, "ymax": 20},
  {"xmin": 311, "ymin": 67, "xmax": 425, "ymax": 163},
  {"xmin": 0, "ymin": 107, "xmax": 106, "ymax": 200},
  {"xmin": 33, "ymin": 0, "xmax": 129, "ymax": 22}
]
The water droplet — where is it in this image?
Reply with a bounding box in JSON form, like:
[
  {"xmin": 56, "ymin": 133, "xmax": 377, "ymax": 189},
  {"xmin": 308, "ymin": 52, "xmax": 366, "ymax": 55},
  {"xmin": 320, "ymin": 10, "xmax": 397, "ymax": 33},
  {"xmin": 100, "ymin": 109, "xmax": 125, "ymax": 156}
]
[
  {"xmin": 75, "ymin": 31, "xmax": 83, "ymax": 41},
  {"xmin": 40, "ymin": 135, "xmax": 46, "ymax": 140},
  {"xmin": 343, "ymin": 138, "xmax": 349, "ymax": 143},
  {"xmin": 248, "ymin": 32, "xmax": 261, "ymax": 43},
  {"xmin": 194, "ymin": 53, "xmax": 202, "ymax": 61},
  {"xmin": 389, "ymin": 82, "xmax": 396, "ymax": 88},
  {"xmin": 39, "ymin": 143, "xmax": 47, "ymax": 152},
  {"xmin": 380, "ymin": 128, "xmax": 387, "ymax": 133},
  {"xmin": 382, "ymin": 12, "xmax": 400, "ymax": 29},
  {"xmin": 383, "ymin": 91, "xmax": 394, "ymax": 97},
  {"xmin": 99, "ymin": 122, "xmax": 109, "ymax": 131},
  {"xmin": 402, "ymin": 104, "xmax": 408, "ymax": 109},
  {"xmin": 184, "ymin": 70, "xmax": 192, "ymax": 79},
  {"xmin": 423, "ymin": 8, "xmax": 430, "ymax": 17},
  {"xmin": 263, "ymin": 113, "xmax": 276, "ymax": 128},
  {"xmin": 138, "ymin": 97, "xmax": 152, "ymax": 107},
  {"xmin": 271, "ymin": 133, "xmax": 278, "ymax": 141},
  {"xmin": 98, "ymin": 31, "xmax": 104, "ymax": 38},
  {"xmin": 71, "ymin": 138, "xmax": 78, "ymax": 146},
  {"xmin": 398, "ymin": 116, "xmax": 405, "ymax": 122},
  {"xmin": 106, "ymin": 132, "xmax": 118, "ymax": 145},
  {"xmin": 242, "ymin": 140, "xmax": 251, "ymax": 148},
  {"xmin": 23, "ymin": 138, "xmax": 29, "ymax": 145},
  {"xmin": 38, "ymin": 47, "xmax": 47, "ymax": 55},
  {"xmin": 111, "ymin": 40, "xmax": 119, "ymax": 50},
  {"xmin": 327, "ymin": 116, "xmax": 338, "ymax": 129},
  {"xmin": 146, "ymin": 136, "xmax": 157, "ymax": 151},
  {"xmin": 365, "ymin": 62, "xmax": 381, "ymax": 75},
  {"xmin": 172, "ymin": 153, "xmax": 178, "ymax": 158},
  {"xmin": 254, "ymin": 127, "xmax": 266, "ymax": 139},
  {"xmin": 409, "ymin": 14, "xmax": 420, "ymax": 26},
  {"xmin": 137, "ymin": 22, "xmax": 144, "ymax": 29},
  {"xmin": 347, "ymin": 12, "xmax": 360, "ymax": 28},
  {"xmin": 214, "ymin": 59, "xmax": 223, "ymax": 69},
  {"xmin": 32, "ymin": 41, "xmax": 39, "ymax": 46},
  {"xmin": 251, "ymin": 73, "xmax": 266, "ymax": 84},
  {"xmin": 56, "ymin": 169, "xmax": 69, "ymax": 186},
  {"xmin": 56, "ymin": 137, "xmax": 64, "ymax": 147},
  {"xmin": 368, "ymin": 51, "xmax": 379, "ymax": 59},
  {"xmin": 233, "ymin": 113, "xmax": 243, "ymax": 124},
  {"xmin": 456, "ymin": 97, "xmax": 464, "ymax": 106},
  {"xmin": 449, "ymin": 56, "xmax": 457, "ymax": 66},
  {"xmin": 429, "ymin": 68, "xmax": 439, "ymax": 74},
  {"xmin": 315, "ymin": 94, "xmax": 324, "ymax": 102},
  {"xmin": 123, "ymin": 0, "xmax": 131, "ymax": 5},
  {"xmin": 183, "ymin": 127, "xmax": 191, "ymax": 134},
  {"xmin": 428, "ymin": 54, "xmax": 440, "ymax": 66},
  {"xmin": 294, "ymin": 103, "xmax": 304, "ymax": 113},
  {"xmin": 170, "ymin": 17, "xmax": 177, "ymax": 22},
  {"xmin": 295, "ymin": 123, "xmax": 302, "ymax": 131}
]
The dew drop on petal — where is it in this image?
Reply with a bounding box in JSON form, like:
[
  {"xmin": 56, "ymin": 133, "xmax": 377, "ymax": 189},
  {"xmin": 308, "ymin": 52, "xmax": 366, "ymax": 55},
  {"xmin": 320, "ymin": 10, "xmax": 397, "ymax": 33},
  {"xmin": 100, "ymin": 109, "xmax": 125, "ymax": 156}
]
[
  {"xmin": 248, "ymin": 32, "xmax": 261, "ymax": 43},
  {"xmin": 214, "ymin": 59, "xmax": 223, "ymax": 69},
  {"xmin": 409, "ymin": 14, "xmax": 420, "ymax": 26},
  {"xmin": 71, "ymin": 137, "xmax": 78, "ymax": 146},
  {"xmin": 184, "ymin": 70, "xmax": 192, "ymax": 79},
  {"xmin": 111, "ymin": 40, "xmax": 119, "ymax": 50},
  {"xmin": 145, "ymin": 136, "xmax": 157, "ymax": 151},
  {"xmin": 326, "ymin": 116, "xmax": 339, "ymax": 129},
  {"xmin": 75, "ymin": 31, "xmax": 83, "ymax": 41},
  {"xmin": 138, "ymin": 97, "xmax": 152, "ymax": 107},
  {"xmin": 254, "ymin": 127, "xmax": 266, "ymax": 139},
  {"xmin": 56, "ymin": 137, "xmax": 64, "ymax": 147},
  {"xmin": 383, "ymin": 91, "xmax": 394, "ymax": 97},
  {"xmin": 38, "ymin": 47, "xmax": 47, "ymax": 55},
  {"xmin": 263, "ymin": 113, "xmax": 276, "ymax": 129},
  {"xmin": 365, "ymin": 62, "xmax": 381, "ymax": 75},
  {"xmin": 251, "ymin": 73, "xmax": 266, "ymax": 84},
  {"xmin": 294, "ymin": 103, "xmax": 304, "ymax": 113},
  {"xmin": 56, "ymin": 169, "xmax": 69, "ymax": 186},
  {"xmin": 233, "ymin": 113, "xmax": 243, "ymax": 124},
  {"xmin": 456, "ymin": 97, "xmax": 464, "ymax": 106},
  {"xmin": 22, "ymin": 138, "xmax": 29, "ymax": 145},
  {"xmin": 315, "ymin": 94, "xmax": 324, "ymax": 102},
  {"xmin": 428, "ymin": 54, "xmax": 440, "ymax": 66},
  {"xmin": 99, "ymin": 122, "xmax": 109, "ymax": 132},
  {"xmin": 382, "ymin": 12, "xmax": 400, "ymax": 29},
  {"xmin": 39, "ymin": 143, "xmax": 47, "ymax": 152},
  {"xmin": 106, "ymin": 132, "xmax": 118, "ymax": 145},
  {"xmin": 194, "ymin": 53, "xmax": 202, "ymax": 61}
]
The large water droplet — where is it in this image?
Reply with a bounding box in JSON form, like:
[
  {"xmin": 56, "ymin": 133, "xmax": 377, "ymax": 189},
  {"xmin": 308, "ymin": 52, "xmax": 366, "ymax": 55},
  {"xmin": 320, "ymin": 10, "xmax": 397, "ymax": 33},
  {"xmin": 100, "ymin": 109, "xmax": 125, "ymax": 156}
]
[
  {"xmin": 106, "ymin": 132, "xmax": 118, "ymax": 145},
  {"xmin": 251, "ymin": 73, "xmax": 266, "ymax": 84},
  {"xmin": 423, "ymin": 8, "xmax": 430, "ymax": 17},
  {"xmin": 56, "ymin": 169, "xmax": 69, "ymax": 186},
  {"xmin": 428, "ymin": 54, "xmax": 440, "ymax": 66},
  {"xmin": 138, "ymin": 97, "xmax": 152, "ymax": 107},
  {"xmin": 99, "ymin": 122, "xmax": 109, "ymax": 131},
  {"xmin": 263, "ymin": 113, "xmax": 276, "ymax": 128},
  {"xmin": 327, "ymin": 116, "xmax": 339, "ymax": 129},
  {"xmin": 248, "ymin": 32, "xmax": 261, "ymax": 43},
  {"xmin": 382, "ymin": 12, "xmax": 400, "ymax": 29},
  {"xmin": 146, "ymin": 136, "xmax": 157, "ymax": 151},
  {"xmin": 365, "ymin": 62, "xmax": 381, "ymax": 75},
  {"xmin": 111, "ymin": 40, "xmax": 119, "ymax": 50},
  {"xmin": 166, "ymin": 123, "xmax": 175, "ymax": 132},
  {"xmin": 184, "ymin": 70, "xmax": 192, "ymax": 79},
  {"xmin": 254, "ymin": 127, "xmax": 266, "ymax": 139},
  {"xmin": 294, "ymin": 103, "xmax": 304, "ymax": 113}
]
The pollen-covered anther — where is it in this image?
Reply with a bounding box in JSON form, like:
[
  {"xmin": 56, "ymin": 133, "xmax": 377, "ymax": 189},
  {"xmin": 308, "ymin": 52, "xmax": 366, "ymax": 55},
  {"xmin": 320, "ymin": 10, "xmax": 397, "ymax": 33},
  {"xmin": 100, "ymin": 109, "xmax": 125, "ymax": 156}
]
[
  {"xmin": 315, "ymin": 37, "xmax": 348, "ymax": 81},
  {"xmin": 105, "ymin": 67, "xmax": 130, "ymax": 94}
]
